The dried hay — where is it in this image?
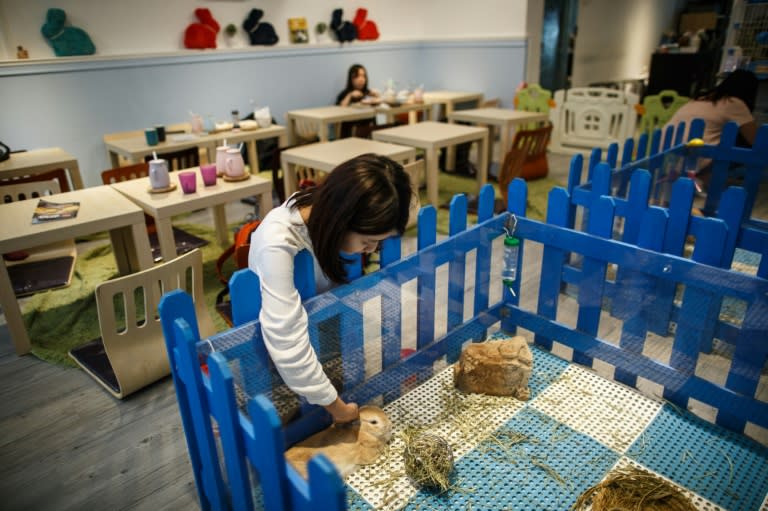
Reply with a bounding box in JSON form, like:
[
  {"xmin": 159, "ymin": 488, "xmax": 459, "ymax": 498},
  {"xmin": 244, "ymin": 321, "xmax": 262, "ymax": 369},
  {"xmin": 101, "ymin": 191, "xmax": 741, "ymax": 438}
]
[{"xmin": 571, "ymin": 466, "xmax": 696, "ymax": 511}]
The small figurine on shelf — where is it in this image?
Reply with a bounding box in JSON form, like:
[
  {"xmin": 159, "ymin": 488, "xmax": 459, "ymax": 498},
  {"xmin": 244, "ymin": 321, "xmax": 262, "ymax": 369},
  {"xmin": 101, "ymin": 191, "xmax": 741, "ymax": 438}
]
[
  {"xmin": 16, "ymin": 45, "xmax": 29, "ymax": 59},
  {"xmin": 184, "ymin": 8, "xmax": 220, "ymax": 49},
  {"xmin": 315, "ymin": 22, "xmax": 329, "ymax": 43}
]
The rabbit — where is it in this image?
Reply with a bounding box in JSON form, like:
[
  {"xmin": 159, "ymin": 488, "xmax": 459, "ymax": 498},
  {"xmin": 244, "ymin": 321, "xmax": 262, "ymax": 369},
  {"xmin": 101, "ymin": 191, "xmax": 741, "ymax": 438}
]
[
  {"xmin": 184, "ymin": 8, "xmax": 219, "ymax": 50},
  {"xmin": 285, "ymin": 405, "xmax": 392, "ymax": 479}
]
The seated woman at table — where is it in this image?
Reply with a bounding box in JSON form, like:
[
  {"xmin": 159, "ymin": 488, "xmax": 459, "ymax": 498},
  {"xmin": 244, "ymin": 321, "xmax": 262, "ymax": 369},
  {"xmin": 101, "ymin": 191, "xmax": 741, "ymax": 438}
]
[
  {"xmin": 336, "ymin": 63, "xmax": 380, "ymax": 106},
  {"xmin": 248, "ymin": 153, "xmax": 413, "ymax": 423}
]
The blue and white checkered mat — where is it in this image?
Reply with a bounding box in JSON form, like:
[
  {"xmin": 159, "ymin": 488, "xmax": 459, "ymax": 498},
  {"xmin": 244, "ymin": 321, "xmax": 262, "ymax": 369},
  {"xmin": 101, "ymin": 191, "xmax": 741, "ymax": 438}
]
[{"xmin": 344, "ymin": 346, "xmax": 768, "ymax": 511}]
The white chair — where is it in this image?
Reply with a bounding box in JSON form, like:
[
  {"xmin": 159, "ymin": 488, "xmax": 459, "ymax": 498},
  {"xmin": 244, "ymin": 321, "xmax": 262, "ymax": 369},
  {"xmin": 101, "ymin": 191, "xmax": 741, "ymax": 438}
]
[
  {"xmin": 1, "ymin": 179, "xmax": 77, "ymax": 296},
  {"xmin": 69, "ymin": 248, "xmax": 215, "ymax": 399}
]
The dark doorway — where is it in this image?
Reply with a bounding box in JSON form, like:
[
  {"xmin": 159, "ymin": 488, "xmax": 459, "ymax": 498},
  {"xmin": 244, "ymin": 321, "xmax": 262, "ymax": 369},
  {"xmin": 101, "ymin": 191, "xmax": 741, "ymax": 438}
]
[{"xmin": 539, "ymin": 0, "xmax": 579, "ymax": 91}]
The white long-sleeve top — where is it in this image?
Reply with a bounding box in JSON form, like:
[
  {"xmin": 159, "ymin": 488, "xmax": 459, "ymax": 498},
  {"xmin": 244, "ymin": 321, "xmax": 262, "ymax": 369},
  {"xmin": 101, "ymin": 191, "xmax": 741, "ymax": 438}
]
[{"xmin": 247, "ymin": 200, "xmax": 337, "ymax": 406}]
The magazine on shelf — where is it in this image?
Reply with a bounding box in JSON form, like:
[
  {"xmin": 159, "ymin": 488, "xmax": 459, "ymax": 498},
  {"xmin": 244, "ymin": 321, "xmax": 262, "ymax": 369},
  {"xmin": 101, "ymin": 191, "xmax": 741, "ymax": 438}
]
[{"xmin": 31, "ymin": 199, "xmax": 80, "ymax": 223}]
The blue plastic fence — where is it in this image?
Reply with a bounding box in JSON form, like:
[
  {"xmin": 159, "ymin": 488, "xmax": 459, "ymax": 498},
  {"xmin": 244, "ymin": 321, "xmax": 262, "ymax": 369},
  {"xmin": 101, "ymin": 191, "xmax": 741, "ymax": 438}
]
[
  {"xmin": 566, "ymin": 120, "xmax": 768, "ymax": 279},
  {"xmin": 159, "ymin": 180, "xmax": 767, "ymax": 511}
]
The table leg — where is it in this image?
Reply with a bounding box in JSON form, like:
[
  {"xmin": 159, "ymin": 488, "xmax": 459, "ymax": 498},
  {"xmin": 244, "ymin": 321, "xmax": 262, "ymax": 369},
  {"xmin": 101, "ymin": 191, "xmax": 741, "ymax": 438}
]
[
  {"xmin": 282, "ymin": 155, "xmax": 298, "ymax": 200},
  {"xmin": 258, "ymin": 189, "xmax": 274, "ymax": 217},
  {"xmin": 323, "ymin": 122, "xmax": 333, "ymax": 143},
  {"xmin": 110, "ymin": 222, "xmax": 154, "ymax": 273},
  {"xmin": 445, "ymin": 103, "xmax": 456, "ymax": 171},
  {"xmin": 476, "ymin": 132, "xmax": 489, "ymax": 195},
  {"xmin": 246, "ymin": 141, "xmax": 259, "ymax": 173},
  {"xmin": 155, "ymin": 219, "xmax": 178, "ymax": 262},
  {"xmin": 499, "ymin": 122, "xmax": 511, "ymax": 164},
  {"xmin": 0, "ymin": 262, "xmax": 31, "ymax": 354},
  {"xmin": 425, "ymin": 148, "xmax": 439, "ymax": 206},
  {"xmin": 68, "ymin": 162, "xmax": 85, "ymax": 190},
  {"xmin": 108, "ymin": 150, "xmax": 121, "ymax": 169},
  {"xmin": 286, "ymin": 115, "xmax": 297, "ymax": 146},
  {"xmin": 213, "ymin": 205, "xmax": 229, "ymax": 247}
]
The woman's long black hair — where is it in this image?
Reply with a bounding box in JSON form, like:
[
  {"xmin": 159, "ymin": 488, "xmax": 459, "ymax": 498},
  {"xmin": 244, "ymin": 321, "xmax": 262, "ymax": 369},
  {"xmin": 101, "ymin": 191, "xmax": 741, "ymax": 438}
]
[
  {"xmin": 291, "ymin": 153, "xmax": 413, "ymax": 283},
  {"xmin": 700, "ymin": 69, "xmax": 759, "ymax": 112}
]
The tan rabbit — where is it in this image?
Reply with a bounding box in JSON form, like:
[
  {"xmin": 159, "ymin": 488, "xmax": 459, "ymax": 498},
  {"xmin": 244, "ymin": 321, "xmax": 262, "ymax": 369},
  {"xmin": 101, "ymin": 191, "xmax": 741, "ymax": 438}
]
[{"xmin": 285, "ymin": 405, "xmax": 393, "ymax": 479}]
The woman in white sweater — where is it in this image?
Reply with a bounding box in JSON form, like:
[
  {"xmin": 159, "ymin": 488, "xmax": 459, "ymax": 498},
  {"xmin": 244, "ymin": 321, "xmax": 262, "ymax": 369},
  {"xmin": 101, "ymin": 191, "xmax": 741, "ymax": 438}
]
[{"xmin": 248, "ymin": 154, "xmax": 413, "ymax": 423}]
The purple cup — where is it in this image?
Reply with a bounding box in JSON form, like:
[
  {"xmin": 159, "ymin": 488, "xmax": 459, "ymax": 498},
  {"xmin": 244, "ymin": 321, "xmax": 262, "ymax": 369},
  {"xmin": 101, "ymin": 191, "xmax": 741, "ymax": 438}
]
[
  {"xmin": 178, "ymin": 171, "xmax": 197, "ymax": 194},
  {"xmin": 200, "ymin": 164, "xmax": 217, "ymax": 186}
]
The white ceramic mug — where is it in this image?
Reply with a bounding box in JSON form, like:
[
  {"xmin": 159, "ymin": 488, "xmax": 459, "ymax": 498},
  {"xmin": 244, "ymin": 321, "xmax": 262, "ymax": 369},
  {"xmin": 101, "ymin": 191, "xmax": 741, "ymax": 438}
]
[
  {"xmin": 215, "ymin": 145, "xmax": 229, "ymax": 176},
  {"xmin": 148, "ymin": 158, "xmax": 170, "ymax": 189},
  {"xmin": 224, "ymin": 148, "xmax": 245, "ymax": 178}
]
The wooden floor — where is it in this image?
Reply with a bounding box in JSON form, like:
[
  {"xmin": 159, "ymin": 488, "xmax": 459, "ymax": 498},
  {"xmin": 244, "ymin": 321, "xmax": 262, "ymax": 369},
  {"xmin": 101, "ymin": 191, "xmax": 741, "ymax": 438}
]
[{"xmin": 0, "ymin": 149, "xmax": 765, "ymax": 510}]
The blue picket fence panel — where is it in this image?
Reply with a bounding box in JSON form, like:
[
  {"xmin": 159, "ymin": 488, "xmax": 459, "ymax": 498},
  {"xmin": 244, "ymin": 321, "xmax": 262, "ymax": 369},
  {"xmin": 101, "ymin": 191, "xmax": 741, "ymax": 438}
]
[{"xmin": 159, "ymin": 178, "xmax": 767, "ymax": 510}]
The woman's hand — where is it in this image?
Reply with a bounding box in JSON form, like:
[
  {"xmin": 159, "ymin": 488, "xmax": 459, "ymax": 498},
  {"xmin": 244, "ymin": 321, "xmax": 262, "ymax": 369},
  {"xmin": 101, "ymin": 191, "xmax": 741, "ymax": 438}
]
[{"xmin": 325, "ymin": 396, "xmax": 359, "ymax": 423}]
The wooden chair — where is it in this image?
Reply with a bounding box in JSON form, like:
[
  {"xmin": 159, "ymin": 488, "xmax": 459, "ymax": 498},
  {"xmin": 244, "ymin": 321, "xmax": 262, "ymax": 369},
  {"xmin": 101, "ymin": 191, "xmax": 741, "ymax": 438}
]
[
  {"xmin": 101, "ymin": 162, "xmax": 155, "ymax": 229},
  {"xmin": 69, "ymin": 248, "xmax": 215, "ymax": 399},
  {"xmin": 513, "ymin": 122, "xmax": 553, "ymax": 180},
  {"xmin": 0, "ymin": 179, "xmax": 77, "ymax": 295},
  {"xmin": 144, "ymin": 146, "xmax": 200, "ymax": 171},
  {"xmin": 497, "ymin": 136, "xmax": 534, "ymax": 213},
  {"xmin": 0, "ymin": 167, "xmax": 72, "ymax": 193}
]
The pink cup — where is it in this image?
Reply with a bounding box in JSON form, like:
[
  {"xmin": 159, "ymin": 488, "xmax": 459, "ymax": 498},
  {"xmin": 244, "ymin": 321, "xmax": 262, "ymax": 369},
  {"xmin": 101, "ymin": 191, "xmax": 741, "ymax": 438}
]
[
  {"xmin": 200, "ymin": 164, "xmax": 217, "ymax": 186},
  {"xmin": 178, "ymin": 171, "xmax": 197, "ymax": 194}
]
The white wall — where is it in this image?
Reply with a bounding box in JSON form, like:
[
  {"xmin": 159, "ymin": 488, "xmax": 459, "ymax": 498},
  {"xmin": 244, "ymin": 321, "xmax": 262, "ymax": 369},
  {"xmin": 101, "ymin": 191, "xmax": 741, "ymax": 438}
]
[
  {"xmin": 0, "ymin": 0, "xmax": 527, "ymax": 60},
  {"xmin": 571, "ymin": 0, "xmax": 686, "ymax": 86},
  {"xmin": 0, "ymin": 0, "xmax": 530, "ymax": 186}
]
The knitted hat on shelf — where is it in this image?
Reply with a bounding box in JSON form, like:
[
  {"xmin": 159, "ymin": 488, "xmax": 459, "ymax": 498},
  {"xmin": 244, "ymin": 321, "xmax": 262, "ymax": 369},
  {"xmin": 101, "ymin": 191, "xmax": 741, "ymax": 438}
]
[
  {"xmin": 243, "ymin": 8, "xmax": 279, "ymax": 45},
  {"xmin": 40, "ymin": 8, "xmax": 96, "ymax": 57},
  {"xmin": 353, "ymin": 8, "xmax": 379, "ymax": 41},
  {"xmin": 330, "ymin": 8, "xmax": 357, "ymax": 43},
  {"xmin": 184, "ymin": 8, "xmax": 220, "ymax": 49}
]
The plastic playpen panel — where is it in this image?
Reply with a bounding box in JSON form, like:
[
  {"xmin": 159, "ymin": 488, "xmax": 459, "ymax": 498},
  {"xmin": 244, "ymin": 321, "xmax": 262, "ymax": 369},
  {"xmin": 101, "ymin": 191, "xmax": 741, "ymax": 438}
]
[{"xmin": 549, "ymin": 87, "xmax": 638, "ymax": 154}]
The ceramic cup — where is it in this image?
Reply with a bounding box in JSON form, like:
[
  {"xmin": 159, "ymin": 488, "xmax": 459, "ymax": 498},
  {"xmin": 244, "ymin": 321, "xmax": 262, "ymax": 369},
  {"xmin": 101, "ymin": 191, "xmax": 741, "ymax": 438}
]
[
  {"xmin": 154, "ymin": 124, "xmax": 166, "ymax": 142},
  {"xmin": 144, "ymin": 128, "xmax": 158, "ymax": 146},
  {"xmin": 224, "ymin": 148, "xmax": 245, "ymax": 178},
  {"xmin": 215, "ymin": 145, "xmax": 230, "ymax": 176},
  {"xmin": 200, "ymin": 164, "xmax": 217, "ymax": 186},
  {"xmin": 178, "ymin": 171, "xmax": 197, "ymax": 194},
  {"xmin": 190, "ymin": 114, "xmax": 203, "ymax": 135},
  {"xmin": 148, "ymin": 158, "xmax": 170, "ymax": 189}
]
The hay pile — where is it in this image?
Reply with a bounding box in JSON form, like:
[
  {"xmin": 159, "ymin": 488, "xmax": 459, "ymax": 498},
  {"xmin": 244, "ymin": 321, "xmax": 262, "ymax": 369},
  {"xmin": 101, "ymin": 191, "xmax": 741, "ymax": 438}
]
[
  {"xmin": 402, "ymin": 430, "xmax": 454, "ymax": 491},
  {"xmin": 571, "ymin": 466, "xmax": 696, "ymax": 511}
]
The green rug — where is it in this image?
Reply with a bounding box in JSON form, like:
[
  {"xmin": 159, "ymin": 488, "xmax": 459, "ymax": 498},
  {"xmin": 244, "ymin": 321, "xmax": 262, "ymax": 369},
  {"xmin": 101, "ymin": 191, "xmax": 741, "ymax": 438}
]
[
  {"xmin": 21, "ymin": 223, "xmax": 237, "ymax": 367},
  {"xmin": 411, "ymin": 173, "xmax": 561, "ymax": 235},
  {"xmin": 20, "ymin": 171, "xmax": 562, "ymax": 367}
]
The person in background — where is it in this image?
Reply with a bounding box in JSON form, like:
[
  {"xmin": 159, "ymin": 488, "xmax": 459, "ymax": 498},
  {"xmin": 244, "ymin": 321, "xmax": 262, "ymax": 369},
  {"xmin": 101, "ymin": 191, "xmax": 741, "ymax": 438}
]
[
  {"xmin": 665, "ymin": 69, "xmax": 759, "ymax": 148},
  {"xmin": 248, "ymin": 154, "xmax": 413, "ymax": 423},
  {"xmin": 336, "ymin": 63, "xmax": 380, "ymax": 106}
]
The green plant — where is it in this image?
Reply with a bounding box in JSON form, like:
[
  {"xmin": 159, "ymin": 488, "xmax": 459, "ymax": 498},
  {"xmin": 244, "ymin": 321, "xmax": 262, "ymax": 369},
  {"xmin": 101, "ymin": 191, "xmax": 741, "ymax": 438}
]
[
  {"xmin": 225, "ymin": 23, "xmax": 237, "ymax": 37},
  {"xmin": 315, "ymin": 22, "xmax": 327, "ymax": 35}
]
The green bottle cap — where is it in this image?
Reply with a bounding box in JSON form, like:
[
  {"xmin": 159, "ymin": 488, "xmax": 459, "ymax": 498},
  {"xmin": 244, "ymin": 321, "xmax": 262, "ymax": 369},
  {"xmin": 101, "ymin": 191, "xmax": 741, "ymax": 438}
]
[{"xmin": 504, "ymin": 236, "xmax": 519, "ymax": 247}]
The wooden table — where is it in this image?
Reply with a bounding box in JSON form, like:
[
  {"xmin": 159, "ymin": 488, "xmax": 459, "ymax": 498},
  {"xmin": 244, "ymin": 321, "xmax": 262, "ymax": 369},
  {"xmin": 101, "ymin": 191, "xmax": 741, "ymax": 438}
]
[
  {"xmin": 279, "ymin": 137, "xmax": 417, "ymax": 199},
  {"xmin": 284, "ymin": 106, "xmax": 377, "ymax": 145},
  {"xmin": 448, "ymin": 108, "xmax": 549, "ymax": 165},
  {"xmin": 0, "ymin": 186, "xmax": 153, "ymax": 355},
  {"xmin": 0, "ymin": 147, "xmax": 84, "ymax": 189},
  {"xmin": 372, "ymin": 121, "xmax": 489, "ymax": 206},
  {"xmin": 110, "ymin": 171, "xmax": 273, "ymax": 262},
  {"xmin": 422, "ymin": 91, "xmax": 484, "ymax": 170},
  {"xmin": 104, "ymin": 125, "xmax": 287, "ymax": 173}
]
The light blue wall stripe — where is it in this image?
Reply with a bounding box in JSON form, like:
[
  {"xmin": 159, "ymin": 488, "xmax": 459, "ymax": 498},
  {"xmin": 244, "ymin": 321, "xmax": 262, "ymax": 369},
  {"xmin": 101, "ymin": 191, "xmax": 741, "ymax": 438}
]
[{"xmin": 0, "ymin": 38, "xmax": 527, "ymax": 185}]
